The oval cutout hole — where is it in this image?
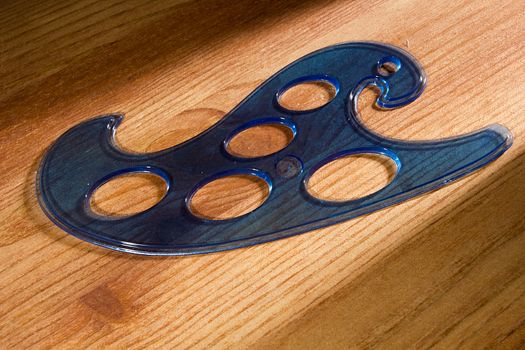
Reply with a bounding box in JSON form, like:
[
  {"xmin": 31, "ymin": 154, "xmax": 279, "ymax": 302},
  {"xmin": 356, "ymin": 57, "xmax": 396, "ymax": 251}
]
[
  {"xmin": 90, "ymin": 172, "xmax": 167, "ymax": 217},
  {"xmin": 226, "ymin": 122, "xmax": 295, "ymax": 158},
  {"xmin": 377, "ymin": 56, "xmax": 401, "ymax": 77},
  {"xmin": 189, "ymin": 174, "xmax": 270, "ymax": 220},
  {"xmin": 307, "ymin": 153, "xmax": 397, "ymax": 202},
  {"xmin": 278, "ymin": 80, "xmax": 337, "ymax": 111}
]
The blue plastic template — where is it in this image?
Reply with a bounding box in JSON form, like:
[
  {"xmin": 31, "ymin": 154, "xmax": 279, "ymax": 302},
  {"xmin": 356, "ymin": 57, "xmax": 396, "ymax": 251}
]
[{"xmin": 37, "ymin": 42, "xmax": 512, "ymax": 255}]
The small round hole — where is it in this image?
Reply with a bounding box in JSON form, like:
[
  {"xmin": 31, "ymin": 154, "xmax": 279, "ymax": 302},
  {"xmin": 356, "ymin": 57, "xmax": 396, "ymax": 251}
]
[
  {"xmin": 306, "ymin": 152, "xmax": 398, "ymax": 202},
  {"xmin": 278, "ymin": 78, "xmax": 337, "ymax": 111},
  {"xmin": 188, "ymin": 172, "xmax": 270, "ymax": 220},
  {"xmin": 226, "ymin": 119, "xmax": 295, "ymax": 158},
  {"xmin": 90, "ymin": 172, "xmax": 168, "ymax": 217},
  {"xmin": 377, "ymin": 56, "xmax": 401, "ymax": 77}
]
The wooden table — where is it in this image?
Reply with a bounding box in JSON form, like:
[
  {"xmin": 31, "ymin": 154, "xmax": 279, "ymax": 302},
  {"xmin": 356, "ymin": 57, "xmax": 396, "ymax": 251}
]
[{"xmin": 1, "ymin": 0, "xmax": 524, "ymax": 348}]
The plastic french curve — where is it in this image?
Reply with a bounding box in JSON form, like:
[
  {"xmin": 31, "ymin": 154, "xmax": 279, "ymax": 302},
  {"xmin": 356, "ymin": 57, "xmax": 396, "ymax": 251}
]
[{"xmin": 37, "ymin": 41, "xmax": 513, "ymax": 255}]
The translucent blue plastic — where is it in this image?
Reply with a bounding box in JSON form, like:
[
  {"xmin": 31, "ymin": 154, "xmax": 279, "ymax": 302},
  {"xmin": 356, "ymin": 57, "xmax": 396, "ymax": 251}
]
[{"xmin": 37, "ymin": 42, "xmax": 512, "ymax": 255}]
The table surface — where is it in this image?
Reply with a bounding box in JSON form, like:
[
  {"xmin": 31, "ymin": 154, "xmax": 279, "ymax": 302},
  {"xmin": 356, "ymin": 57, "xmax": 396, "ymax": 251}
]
[{"xmin": 1, "ymin": 0, "xmax": 524, "ymax": 348}]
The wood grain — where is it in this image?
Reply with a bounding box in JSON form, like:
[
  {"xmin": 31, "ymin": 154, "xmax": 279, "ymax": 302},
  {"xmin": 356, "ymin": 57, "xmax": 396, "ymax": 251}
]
[
  {"xmin": 1, "ymin": 0, "xmax": 524, "ymax": 348},
  {"xmin": 90, "ymin": 173, "xmax": 168, "ymax": 217}
]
